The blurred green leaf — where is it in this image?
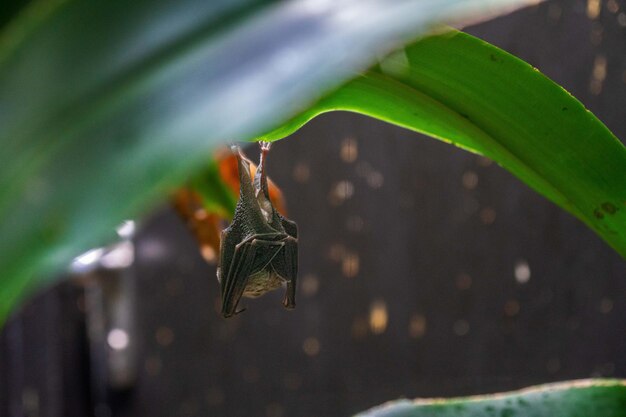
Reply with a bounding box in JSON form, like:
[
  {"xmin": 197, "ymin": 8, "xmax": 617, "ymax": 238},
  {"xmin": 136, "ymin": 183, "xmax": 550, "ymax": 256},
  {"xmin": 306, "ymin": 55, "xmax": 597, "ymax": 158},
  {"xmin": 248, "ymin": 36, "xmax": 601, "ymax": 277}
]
[
  {"xmin": 262, "ymin": 30, "xmax": 626, "ymax": 259},
  {"xmin": 189, "ymin": 159, "xmax": 237, "ymax": 220},
  {"xmin": 0, "ymin": 0, "xmax": 535, "ymax": 323},
  {"xmin": 355, "ymin": 380, "xmax": 626, "ymax": 417}
]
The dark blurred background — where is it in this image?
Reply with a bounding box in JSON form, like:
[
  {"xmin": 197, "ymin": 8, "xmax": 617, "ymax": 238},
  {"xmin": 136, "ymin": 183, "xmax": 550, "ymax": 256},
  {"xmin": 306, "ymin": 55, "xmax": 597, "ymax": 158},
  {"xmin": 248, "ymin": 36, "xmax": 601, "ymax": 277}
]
[{"xmin": 2, "ymin": 1, "xmax": 626, "ymax": 416}]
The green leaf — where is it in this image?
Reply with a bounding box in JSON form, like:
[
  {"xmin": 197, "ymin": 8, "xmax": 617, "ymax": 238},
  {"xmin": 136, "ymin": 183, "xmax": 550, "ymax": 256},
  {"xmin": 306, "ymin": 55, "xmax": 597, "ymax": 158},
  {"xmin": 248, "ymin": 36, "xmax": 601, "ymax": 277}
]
[
  {"xmin": 189, "ymin": 159, "xmax": 237, "ymax": 220},
  {"xmin": 0, "ymin": 0, "xmax": 535, "ymax": 323},
  {"xmin": 355, "ymin": 380, "xmax": 626, "ymax": 417},
  {"xmin": 261, "ymin": 30, "xmax": 626, "ymax": 259}
]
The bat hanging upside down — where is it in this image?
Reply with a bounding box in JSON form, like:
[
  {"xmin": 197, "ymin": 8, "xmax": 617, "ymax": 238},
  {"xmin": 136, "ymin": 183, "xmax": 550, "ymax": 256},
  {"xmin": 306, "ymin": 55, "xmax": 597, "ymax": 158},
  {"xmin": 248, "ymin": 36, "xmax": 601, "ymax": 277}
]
[{"xmin": 217, "ymin": 142, "xmax": 298, "ymax": 318}]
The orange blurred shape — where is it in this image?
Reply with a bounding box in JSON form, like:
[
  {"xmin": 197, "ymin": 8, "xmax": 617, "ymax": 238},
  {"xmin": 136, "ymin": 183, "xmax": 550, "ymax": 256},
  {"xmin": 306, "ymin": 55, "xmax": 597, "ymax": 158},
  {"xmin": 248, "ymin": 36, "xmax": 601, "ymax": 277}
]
[
  {"xmin": 173, "ymin": 146, "xmax": 288, "ymax": 264},
  {"xmin": 172, "ymin": 188, "xmax": 222, "ymax": 263}
]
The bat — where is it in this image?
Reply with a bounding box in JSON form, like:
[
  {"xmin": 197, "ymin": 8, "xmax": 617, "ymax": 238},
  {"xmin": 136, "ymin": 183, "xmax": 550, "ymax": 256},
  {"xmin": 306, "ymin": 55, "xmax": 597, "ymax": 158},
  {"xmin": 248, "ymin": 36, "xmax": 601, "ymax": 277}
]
[{"xmin": 217, "ymin": 142, "xmax": 298, "ymax": 318}]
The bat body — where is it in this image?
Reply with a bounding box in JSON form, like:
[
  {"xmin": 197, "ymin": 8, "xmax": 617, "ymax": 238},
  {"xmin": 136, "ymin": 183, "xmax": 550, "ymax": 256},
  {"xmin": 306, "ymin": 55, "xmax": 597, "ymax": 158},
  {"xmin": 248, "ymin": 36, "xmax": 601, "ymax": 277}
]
[{"xmin": 217, "ymin": 144, "xmax": 298, "ymax": 318}]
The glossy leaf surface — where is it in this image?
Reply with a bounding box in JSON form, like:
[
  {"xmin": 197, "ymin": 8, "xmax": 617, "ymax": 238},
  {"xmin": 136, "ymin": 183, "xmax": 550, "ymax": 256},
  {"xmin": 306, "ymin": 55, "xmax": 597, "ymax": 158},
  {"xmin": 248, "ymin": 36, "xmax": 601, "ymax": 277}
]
[
  {"xmin": 355, "ymin": 380, "xmax": 626, "ymax": 417},
  {"xmin": 261, "ymin": 30, "xmax": 626, "ymax": 259}
]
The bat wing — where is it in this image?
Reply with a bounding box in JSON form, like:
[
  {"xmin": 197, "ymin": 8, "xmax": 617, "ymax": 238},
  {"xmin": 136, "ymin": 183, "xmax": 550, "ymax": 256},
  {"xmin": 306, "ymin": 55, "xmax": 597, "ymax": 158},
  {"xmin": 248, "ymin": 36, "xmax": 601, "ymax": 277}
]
[
  {"xmin": 220, "ymin": 235, "xmax": 284, "ymax": 317},
  {"xmin": 271, "ymin": 236, "xmax": 298, "ymax": 309}
]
